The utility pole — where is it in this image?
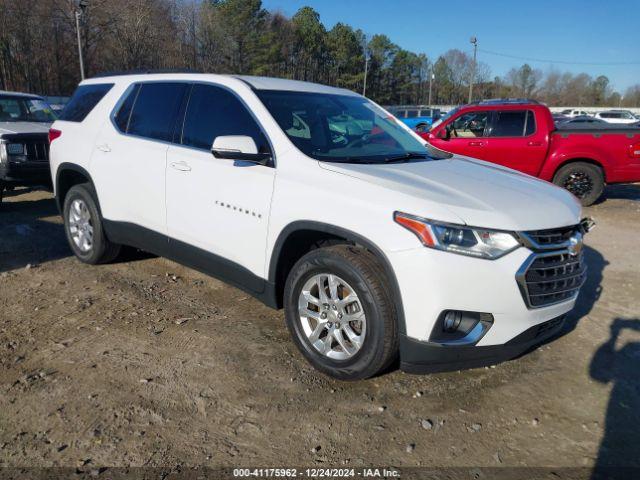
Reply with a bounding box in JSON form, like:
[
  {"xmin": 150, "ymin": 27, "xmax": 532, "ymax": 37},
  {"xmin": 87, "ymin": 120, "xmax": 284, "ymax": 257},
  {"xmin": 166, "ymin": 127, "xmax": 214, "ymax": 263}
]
[
  {"xmin": 428, "ymin": 65, "xmax": 434, "ymax": 106},
  {"xmin": 363, "ymin": 53, "xmax": 369, "ymax": 97},
  {"xmin": 75, "ymin": 0, "xmax": 89, "ymax": 80},
  {"xmin": 468, "ymin": 36, "xmax": 477, "ymax": 104},
  {"xmin": 361, "ymin": 33, "xmax": 370, "ymax": 97}
]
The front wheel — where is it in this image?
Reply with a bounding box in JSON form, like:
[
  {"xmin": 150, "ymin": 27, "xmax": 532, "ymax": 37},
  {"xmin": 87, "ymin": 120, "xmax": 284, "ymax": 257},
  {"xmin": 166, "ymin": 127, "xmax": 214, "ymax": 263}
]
[
  {"xmin": 553, "ymin": 162, "xmax": 604, "ymax": 206},
  {"xmin": 283, "ymin": 245, "xmax": 398, "ymax": 380}
]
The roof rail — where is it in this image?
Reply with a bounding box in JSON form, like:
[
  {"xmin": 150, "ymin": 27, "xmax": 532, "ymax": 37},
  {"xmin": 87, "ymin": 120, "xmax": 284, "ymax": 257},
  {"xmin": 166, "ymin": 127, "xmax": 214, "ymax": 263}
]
[
  {"xmin": 469, "ymin": 98, "xmax": 542, "ymax": 106},
  {"xmin": 91, "ymin": 68, "xmax": 202, "ymax": 78},
  {"xmin": 387, "ymin": 105, "xmax": 440, "ymax": 110}
]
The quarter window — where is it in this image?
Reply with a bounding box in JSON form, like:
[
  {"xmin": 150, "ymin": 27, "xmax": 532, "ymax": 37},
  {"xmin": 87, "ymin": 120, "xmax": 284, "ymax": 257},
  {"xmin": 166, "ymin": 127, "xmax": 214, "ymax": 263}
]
[
  {"xmin": 59, "ymin": 83, "xmax": 113, "ymax": 122},
  {"xmin": 181, "ymin": 84, "xmax": 269, "ymax": 153},
  {"xmin": 127, "ymin": 82, "xmax": 188, "ymax": 142},
  {"xmin": 525, "ymin": 110, "xmax": 536, "ymax": 135}
]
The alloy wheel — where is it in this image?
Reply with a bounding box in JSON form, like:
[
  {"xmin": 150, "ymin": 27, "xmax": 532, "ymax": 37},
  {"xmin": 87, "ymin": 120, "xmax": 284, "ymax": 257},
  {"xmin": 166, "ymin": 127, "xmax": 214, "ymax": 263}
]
[
  {"xmin": 297, "ymin": 273, "xmax": 367, "ymax": 361},
  {"xmin": 564, "ymin": 171, "xmax": 593, "ymax": 198},
  {"xmin": 68, "ymin": 198, "xmax": 94, "ymax": 253}
]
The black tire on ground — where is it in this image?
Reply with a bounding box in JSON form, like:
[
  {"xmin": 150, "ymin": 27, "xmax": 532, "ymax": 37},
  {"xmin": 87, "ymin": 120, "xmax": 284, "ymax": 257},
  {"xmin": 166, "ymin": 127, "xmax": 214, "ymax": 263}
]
[
  {"xmin": 63, "ymin": 183, "xmax": 121, "ymax": 264},
  {"xmin": 553, "ymin": 161, "xmax": 604, "ymax": 207},
  {"xmin": 415, "ymin": 123, "xmax": 428, "ymax": 133},
  {"xmin": 283, "ymin": 244, "xmax": 398, "ymax": 380}
]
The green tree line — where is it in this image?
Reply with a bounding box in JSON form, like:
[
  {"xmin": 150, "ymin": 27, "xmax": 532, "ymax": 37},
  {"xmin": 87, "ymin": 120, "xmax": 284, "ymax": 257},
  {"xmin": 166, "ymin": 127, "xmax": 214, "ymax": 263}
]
[{"xmin": 1, "ymin": 0, "xmax": 638, "ymax": 107}]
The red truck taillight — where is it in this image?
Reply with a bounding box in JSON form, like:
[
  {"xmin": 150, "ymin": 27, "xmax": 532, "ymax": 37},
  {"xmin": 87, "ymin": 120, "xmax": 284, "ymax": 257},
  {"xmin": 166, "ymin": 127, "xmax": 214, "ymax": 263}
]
[{"xmin": 630, "ymin": 142, "xmax": 640, "ymax": 159}]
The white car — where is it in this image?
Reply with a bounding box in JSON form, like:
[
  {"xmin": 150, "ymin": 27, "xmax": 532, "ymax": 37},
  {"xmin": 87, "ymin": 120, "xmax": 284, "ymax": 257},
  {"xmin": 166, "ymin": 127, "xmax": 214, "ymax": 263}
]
[
  {"xmin": 560, "ymin": 109, "xmax": 590, "ymax": 118},
  {"xmin": 593, "ymin": 110, "xmax": 638, "ymax": 124},
  {"xmin": 48, "ymin": 73, "xmax": 589, "ymax": 380}
]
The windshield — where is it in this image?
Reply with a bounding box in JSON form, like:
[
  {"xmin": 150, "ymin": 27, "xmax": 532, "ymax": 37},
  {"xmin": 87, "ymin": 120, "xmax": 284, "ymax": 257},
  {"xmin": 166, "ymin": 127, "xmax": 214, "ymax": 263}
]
[
  {"xmin": 256, "ymin": 90, "xmax": 446, "ymax": 163},
  {"xmin": 0, "ymin": 96, "xmax": 57, "ymax": 123}
]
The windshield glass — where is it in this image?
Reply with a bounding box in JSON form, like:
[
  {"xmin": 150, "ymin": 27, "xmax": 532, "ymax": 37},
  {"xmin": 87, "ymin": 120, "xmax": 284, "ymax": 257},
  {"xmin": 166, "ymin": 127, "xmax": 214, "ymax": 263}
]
[
  {"xmin": 256, "ymin": 90, "xmax": 444, "ymax": 163},
  {"xmin": 0, "ymin": 96, "xmax": 57, "ymax": 123}
]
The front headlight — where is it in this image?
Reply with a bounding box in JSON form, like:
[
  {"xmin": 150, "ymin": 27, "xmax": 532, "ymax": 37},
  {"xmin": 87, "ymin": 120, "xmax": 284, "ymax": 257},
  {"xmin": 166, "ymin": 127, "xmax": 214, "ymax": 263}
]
[
  {"xmin": 394, "ymin": 212, "xmax": 520, "ymax": 259},
  {"xmin": 0, "ymin": 143, "xmax": 7, "ymax": 164}
]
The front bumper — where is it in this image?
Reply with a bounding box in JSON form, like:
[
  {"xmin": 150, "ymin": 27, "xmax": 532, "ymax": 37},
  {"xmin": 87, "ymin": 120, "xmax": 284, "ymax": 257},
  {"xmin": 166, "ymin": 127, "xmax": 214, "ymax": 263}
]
[
  {"xmin": 0, "ymin": 160, "xmax": 52, "ymax": 187},
  {"xmin": 400, "ymin": 314, "xmax": 566, "ymax": 373},
  {"xmin": 389, "ymin": 245, "xmax": 581, "ymax": 371}
]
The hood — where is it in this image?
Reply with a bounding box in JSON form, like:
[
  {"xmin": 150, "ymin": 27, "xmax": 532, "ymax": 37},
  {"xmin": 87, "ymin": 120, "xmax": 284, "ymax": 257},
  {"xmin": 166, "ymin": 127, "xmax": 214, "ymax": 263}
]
[
  {"xmin": 320, "ymin": 156, "xmax": 582, "ymax": 231},
  {"xmin": 0, "ymin": 122, "xmax": 51, "ymax": 135}
]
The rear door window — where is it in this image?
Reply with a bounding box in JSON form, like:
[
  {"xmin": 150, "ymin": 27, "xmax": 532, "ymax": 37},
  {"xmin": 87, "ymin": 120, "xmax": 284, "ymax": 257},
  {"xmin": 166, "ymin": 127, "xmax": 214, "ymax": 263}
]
[
  {"xmin": 127, "ymin": 82, "xmax": 188, "ymax": 142},
  {"xmin": 59, "ymin": 83, "xmax": 114, "ymax": 122},
  {"xmin": 113, "ymin": 84, "xmax": 140, "ymax": 133},
  {"xmin": 490, "ymin": 110, "xmax": 533, "ymax": 137}
]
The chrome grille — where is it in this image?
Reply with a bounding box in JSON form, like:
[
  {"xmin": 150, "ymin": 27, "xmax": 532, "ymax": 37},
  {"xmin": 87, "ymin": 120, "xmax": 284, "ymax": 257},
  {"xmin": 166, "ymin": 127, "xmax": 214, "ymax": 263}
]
[
  {"xmin": 518, "ymin": 251, "xmax": 587, "ymax": 308},
  {"xmin": 24, "ymin": 141, "xmax": 49, "ymax": 162},
  {"xmin": 520, "ymin": 225, "xmax": 580, "ymax": 249}
]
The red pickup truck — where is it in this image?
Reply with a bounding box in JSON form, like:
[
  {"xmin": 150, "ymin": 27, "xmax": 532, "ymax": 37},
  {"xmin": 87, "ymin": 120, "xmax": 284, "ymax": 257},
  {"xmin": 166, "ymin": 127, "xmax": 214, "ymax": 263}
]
[{"xmin": 422, "ymin": 99, "xmax": 640, "ymax": 205}]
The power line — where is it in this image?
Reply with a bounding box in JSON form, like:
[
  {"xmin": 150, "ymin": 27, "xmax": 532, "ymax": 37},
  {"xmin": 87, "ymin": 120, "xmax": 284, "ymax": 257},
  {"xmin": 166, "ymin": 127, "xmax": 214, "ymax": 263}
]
[{"xmin": 479, "ymin": 48, "xmax": 640, "ymax": 66}]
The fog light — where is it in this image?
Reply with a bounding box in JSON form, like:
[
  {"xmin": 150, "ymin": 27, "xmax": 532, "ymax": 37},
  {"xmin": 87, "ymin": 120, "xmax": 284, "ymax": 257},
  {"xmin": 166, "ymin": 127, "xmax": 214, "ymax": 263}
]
[
  {"xmin": 430, "ymin": 310, "xmax": 494, "ymax": 345},
  {"xmin": 443, "ymin": 310, "xmax": 462, "ymax": 332}
]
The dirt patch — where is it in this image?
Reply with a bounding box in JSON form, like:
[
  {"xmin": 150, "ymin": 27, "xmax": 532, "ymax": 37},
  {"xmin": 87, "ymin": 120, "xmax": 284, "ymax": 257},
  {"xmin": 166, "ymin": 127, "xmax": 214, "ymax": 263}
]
[{"xmin": 1, "ymin": 186, "xmax": 639, "ymax": 470}]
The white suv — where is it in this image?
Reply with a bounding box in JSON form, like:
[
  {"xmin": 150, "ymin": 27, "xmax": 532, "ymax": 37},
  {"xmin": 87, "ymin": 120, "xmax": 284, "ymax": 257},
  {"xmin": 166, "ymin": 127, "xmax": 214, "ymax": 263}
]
[
  {"xmin": 593, "ymin": 110, "xmax": 638, "ymax": 124},
  {"xmin": 49, "ymin": 73, "xmax": 589, "ymax": 380}
]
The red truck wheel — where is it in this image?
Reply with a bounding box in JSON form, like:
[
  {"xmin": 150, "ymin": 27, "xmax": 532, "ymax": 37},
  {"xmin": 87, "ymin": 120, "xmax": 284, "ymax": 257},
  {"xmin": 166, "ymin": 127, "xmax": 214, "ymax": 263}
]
[{"xmin": 553, "ymin": 162, "xmax": 604, "ymax": 207}]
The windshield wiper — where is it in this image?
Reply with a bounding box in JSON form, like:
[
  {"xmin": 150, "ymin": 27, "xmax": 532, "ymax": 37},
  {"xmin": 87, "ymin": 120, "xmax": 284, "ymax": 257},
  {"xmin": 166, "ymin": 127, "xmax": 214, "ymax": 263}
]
[
  {"xmin": 384, "ymin": 152, "xmax": 431, "ymax": 163},
  {"xmin": 318, "ymin": 157, "xmax": 376, "ymax": 164}
]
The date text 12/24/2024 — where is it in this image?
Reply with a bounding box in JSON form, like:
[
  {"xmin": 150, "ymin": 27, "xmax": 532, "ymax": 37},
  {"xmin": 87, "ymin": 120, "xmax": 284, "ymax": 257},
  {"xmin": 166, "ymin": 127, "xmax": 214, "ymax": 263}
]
[{"xmin": 232, "ymin": 468, "xmax": 400, "ymax": 478}]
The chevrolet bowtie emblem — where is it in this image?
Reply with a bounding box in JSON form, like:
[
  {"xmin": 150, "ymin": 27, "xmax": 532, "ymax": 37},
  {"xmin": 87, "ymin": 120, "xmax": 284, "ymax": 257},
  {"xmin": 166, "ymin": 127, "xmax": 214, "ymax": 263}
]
[{"xmin": 567, "ymin": 232, "xmax": 584, "ymax": 257}]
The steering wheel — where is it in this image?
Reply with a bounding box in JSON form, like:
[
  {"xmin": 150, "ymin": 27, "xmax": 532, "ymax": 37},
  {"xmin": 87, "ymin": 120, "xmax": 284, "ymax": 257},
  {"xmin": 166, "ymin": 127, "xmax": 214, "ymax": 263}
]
[{"xmin": 330, "ymin": 130, "xmax": 349, "ymax": 146}]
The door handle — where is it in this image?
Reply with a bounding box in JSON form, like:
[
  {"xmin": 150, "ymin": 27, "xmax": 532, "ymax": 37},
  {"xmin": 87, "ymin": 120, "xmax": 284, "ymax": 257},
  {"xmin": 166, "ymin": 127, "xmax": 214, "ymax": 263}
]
[
  {"xmin": 170, "ymin": 161, "xmax": 192, "ymax": 172},
  {"xmin": 468, "ymin": 141, "xmax": 484, "ymax": 147},
  {"xmin": 96, "ymin": 144, "xmax": 111, "ymax": 153},
  {"xmin": 527, "ymin": 141, "xmax": 543, "ymax": 147}
]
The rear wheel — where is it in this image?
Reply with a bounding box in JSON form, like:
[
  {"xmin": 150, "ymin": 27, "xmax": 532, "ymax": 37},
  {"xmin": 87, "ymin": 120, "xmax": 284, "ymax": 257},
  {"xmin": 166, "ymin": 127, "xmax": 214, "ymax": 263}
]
[
  {"xmin": 283, "ymin": 245, "xmax": 398, "ymax": 380},
  {"xmin": 553, "ymin": 162, "xmax": 604, "ymax": 206},
  {"xmin": 415, "ymin": 123, "xmax": 429, "ymax": 133},
  {"xmin": 63, "ymin": 184, "xmax": 121, "ymax": 264}
]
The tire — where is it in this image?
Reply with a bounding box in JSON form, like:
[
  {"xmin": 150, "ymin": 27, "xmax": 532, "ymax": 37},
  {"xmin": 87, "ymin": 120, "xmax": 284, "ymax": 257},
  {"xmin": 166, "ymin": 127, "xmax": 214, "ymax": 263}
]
[
  {"xmin": 63, "ymin": 183, "xmax": 121, "ymax": 264},
  {"xmin": 283, "ymin": 245, "xmax": 398, "ymax": 380},
  {"xmin": 553, "ymin": 162, "xmax": 604, "ymax": 207},
  {"xmin": 415, "ymin": 123, "xmax": 428, "ymax": 133}
]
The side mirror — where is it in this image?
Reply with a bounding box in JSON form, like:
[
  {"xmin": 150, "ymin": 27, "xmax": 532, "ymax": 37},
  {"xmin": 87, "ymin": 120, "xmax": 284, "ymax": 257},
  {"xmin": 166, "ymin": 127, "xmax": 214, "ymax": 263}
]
[
  {"xmin": 436, "ymin": 128, "xmax": 450, "ymax": 140},
  {"xmin": 211, "ymin": 135, "xmax": 271, "ymax": 165}
]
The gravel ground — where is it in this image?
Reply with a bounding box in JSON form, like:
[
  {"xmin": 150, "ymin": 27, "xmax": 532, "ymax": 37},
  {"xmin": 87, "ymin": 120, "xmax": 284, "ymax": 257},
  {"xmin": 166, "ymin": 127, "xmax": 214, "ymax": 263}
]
[{"xmin": 0, "ymin": 186, "xmax": 639, "ymax": 475}]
